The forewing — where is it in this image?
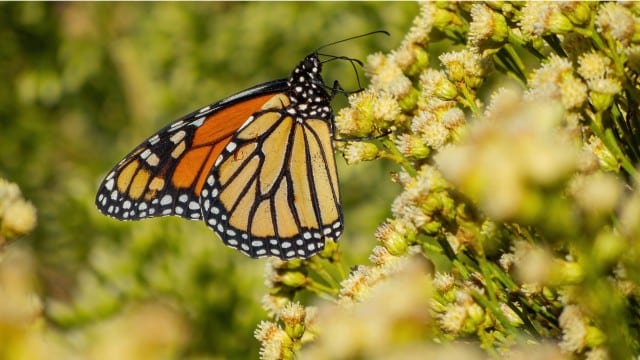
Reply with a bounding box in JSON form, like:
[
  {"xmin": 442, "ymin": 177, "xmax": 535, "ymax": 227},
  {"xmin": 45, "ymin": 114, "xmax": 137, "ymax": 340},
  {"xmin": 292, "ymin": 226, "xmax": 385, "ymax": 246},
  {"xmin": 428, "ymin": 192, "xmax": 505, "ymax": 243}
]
[{"xmin": 95, "ymin": 84, "xmax": 286, "ymax": 221}]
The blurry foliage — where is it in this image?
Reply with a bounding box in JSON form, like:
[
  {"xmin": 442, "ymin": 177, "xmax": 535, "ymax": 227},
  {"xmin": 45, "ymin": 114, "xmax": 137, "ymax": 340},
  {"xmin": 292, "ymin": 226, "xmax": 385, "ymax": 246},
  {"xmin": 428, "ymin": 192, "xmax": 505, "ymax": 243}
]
[{"xmin": 0, "ymin": 2, "xmax": 416, "ymax": 358}]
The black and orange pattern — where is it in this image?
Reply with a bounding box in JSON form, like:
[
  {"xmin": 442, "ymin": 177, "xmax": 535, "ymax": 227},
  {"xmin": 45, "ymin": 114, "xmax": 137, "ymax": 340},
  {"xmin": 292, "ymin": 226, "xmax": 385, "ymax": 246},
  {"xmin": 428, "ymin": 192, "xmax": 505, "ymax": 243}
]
[{"xmin": 96, "ymin": 54, "xmax": 343, "ymax": 259}]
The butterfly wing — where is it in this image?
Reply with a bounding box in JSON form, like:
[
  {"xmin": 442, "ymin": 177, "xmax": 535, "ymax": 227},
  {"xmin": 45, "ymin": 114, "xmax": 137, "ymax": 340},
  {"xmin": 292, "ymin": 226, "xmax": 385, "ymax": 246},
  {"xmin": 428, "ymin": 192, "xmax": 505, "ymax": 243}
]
[
  {"xmin": 95, "ymin": 80, "xmax": 289, "ymax": 221},
  {"xmin": 201, "ymin": 93, "xmax": 343, "ymax": 259}
]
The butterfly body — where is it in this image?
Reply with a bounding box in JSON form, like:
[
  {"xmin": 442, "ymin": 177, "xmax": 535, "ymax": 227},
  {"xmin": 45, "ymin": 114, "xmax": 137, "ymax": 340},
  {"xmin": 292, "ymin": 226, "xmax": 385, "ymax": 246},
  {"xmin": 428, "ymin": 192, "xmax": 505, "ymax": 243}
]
[{"xmin": 96, "ymin": 54, "xmax": 343, "ymax": 259}]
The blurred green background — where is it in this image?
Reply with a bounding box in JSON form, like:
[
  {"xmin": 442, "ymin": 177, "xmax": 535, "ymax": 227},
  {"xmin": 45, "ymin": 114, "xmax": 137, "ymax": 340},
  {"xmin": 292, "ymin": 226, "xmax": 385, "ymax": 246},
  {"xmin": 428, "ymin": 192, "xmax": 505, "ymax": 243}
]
[{"xmin": 1, "ymin": 2, "xmax": 416, "ymax": 358}]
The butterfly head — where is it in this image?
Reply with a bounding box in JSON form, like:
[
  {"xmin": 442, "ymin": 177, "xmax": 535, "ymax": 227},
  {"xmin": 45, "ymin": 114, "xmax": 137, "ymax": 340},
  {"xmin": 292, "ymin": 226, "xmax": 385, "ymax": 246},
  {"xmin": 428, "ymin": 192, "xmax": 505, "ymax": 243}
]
[{"xmin": 287, "ymin": 54, "xmax": 331, "ymax": 115}]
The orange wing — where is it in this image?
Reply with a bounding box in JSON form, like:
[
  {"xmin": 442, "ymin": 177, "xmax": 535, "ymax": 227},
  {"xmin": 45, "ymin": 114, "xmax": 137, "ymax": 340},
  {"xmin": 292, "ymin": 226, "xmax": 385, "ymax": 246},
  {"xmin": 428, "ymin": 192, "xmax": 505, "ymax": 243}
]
[
  {"xmin": 95, "ymin": 81, "xmax": 289, "ymax": 221},
  {"xmin": 200, "ymin": 93, "xmax": 343, "ymax": 259},
  {"xmin": 97, "ymin": 51, "xmax": 344, "ymax": 261}
]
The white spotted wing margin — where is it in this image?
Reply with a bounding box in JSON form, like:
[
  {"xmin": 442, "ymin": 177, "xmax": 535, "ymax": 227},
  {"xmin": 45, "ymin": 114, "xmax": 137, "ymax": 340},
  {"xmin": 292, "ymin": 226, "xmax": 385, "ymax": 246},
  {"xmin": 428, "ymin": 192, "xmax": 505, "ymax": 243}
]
[
  {"xmin": 95, "ymin": 116, "xmax": 206, "ymax": 222},
  {"xmin": 95, "ymin": 80, "xmax": 289, "ymax": 222},
  {"xmin": 200, "ymin": 100, "xmax": 344, "ymax": 260}
]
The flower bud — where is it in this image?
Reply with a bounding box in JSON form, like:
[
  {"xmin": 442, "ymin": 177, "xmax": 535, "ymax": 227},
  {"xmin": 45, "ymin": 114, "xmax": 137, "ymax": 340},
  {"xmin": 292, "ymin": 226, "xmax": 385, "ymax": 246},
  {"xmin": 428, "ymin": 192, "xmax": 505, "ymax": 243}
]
[
  {"xmin": 396, "ymin": 134, "xmax": 430, "ymax": 160},
  {"xmin": 279, "ymin": 270, "xmax": 308, "ymax": 288},
  {"xmin": 374, "ymin": 221, "xmax": 409, "ymax": 256},
  {"xmin": 561, "ymin": 2, "xmax": 593, "ymax": 26},
  {"xmin": 343, "ymin": 142, "xmax": 379, "ymax": 165}
]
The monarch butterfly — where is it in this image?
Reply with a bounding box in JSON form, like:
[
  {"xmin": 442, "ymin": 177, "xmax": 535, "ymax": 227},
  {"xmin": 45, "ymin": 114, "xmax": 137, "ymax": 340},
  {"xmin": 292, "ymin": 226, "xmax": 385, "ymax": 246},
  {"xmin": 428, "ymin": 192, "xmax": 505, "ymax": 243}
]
[{"xmin": 95, "ymin": 31, "xmax": 388, "ymax": 260}]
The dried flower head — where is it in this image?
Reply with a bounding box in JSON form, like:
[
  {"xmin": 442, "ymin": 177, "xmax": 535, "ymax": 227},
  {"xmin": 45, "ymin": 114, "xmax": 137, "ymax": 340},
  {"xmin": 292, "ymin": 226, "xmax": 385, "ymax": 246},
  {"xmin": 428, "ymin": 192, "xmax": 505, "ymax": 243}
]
[
  {"xmin": 1, "ymin": 199, "xmax": 37, "ymax": 240},
  {"xmin": 469, "ymin": 3, "xmax": 509, "ymax": 48},
  {"xmin": 0, "ymin": 179, "xmax": 37, "ymax": 244},
  {"xmin": 368, "ymin": 245, "xmax": 397, "ymax": 267},
  {"xmin": 511, "ymin": 240, "xmax": 553, "ymax": 286},
  {"xmin": 558, "ymin": 305, "xmax": 588, "ymax": 352},
  {"xmin": 396, "ymin": 133, "xmax": 431, "ymax": 159},
  {"xmin": 526, "ymin": 54, "xmax": 587, "ymax": 110},
  {"xmin": 578, "ymin": 52, "xmax": 613, "ymax": 81},
  {"xmin": 585, "ymin": 135, "xmax": 619, "ymax": 172},
  {"xmin": 365, "ymin": 52, "xmax": 413, "ymax": 98},
  {"xmin": 374, "ymin": 219, "xmax": 410, "ymax": 256},
  {"xmin": 343, "ymin": 142, "xmax": 379, "ymax": 165},
  {"xmin": 411, "ymin": 111, "xmax": 450, "ymax": 150},
  {"xmin": 440, "ymin": 49, "xmax": 489, "ymax": 89},
  {"xmin": 405, "ymin": 2, "xmax": 436, "ymax": 45},
  {"xmin": 420, "ymin": 69, "xmax": 458, "ymax": 100},
  {"xmin": 336, "ymin": 89, "xmax": 401, "ymax": 137},
  {"xmin": 255, "ymin": 321, "xmax": 291, "ymax": 360},
  {"xmin": 433, "ymin": 272, "xmax": 455, "ymax": 293},
  {"xmin": 439, "ymin": 304, "xmax": 468, "ymax": 334},
  {"xmin": 569, "ymin": 172, "xmax": 622, "ymax": 217},
  {"xmin": 520, "ymin": 2, "xmax": 573, "ymax": 37},
  {"xmin": 596, "ymin": 3, "xmax": 637, "ymax": 44}
]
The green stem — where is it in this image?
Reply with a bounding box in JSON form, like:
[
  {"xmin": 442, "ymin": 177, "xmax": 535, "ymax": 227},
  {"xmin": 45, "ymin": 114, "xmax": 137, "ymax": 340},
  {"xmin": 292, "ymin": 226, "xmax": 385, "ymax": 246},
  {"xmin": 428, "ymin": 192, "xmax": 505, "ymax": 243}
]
[
  {"xmin": 306, "ymin": 279, "xmax": 339, "ymax": 297},
  {"xmin": 503, "ymin": 44, "xmax": 528, "ymax": 83},
  {"xmin": 308, "ymin": 258, "xmax": 340, "ymax": 289},
  {"xmin": 493, "ymin": 54, "xmax": 526, "ymax": 86},
  {"xmin": 458, "ymin": 84, "xmax": 480, "ymax": 115},
  {"xmin": 470, "ymin": 288, "xmax": 516, "ymax": 333},
  {"xmin": 382, "ymin": 138, "xmax": 418, "ymax": 177},
  {"xmin": 590, "ymin": 112, "xmax": 638, "ymax": 177}
]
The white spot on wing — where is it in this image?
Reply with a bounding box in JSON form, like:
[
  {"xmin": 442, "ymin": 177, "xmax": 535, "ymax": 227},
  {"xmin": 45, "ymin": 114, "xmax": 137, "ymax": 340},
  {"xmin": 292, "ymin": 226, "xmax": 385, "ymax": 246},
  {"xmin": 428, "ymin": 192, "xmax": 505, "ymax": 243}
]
[
  {"xmin": 146, "ymin": 153, "xmax": 160, "ymax": 167},
  {"xmin": 191, "ymin": 117, "xmax": 205, "ymax": 127},
  {"xmin": 160, "ymin": 195, "xmax": 172, "ymax": 206},
  {"xmin": 169, "ymin": 121, "xmax": 185, "ymax": 131},
  {"xmin": 170, "ymin": 130, "xmax": 186, "ymax": 144},
  {"xmin": 105, "ymin": 178, "xmax": 115, "ymax": 191}
]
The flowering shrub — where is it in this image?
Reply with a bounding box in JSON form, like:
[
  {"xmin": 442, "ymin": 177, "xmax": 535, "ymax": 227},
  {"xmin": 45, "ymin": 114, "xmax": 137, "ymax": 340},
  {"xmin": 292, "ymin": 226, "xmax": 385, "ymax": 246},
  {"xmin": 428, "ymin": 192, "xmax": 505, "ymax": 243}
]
[
  {"xmin": 3, "ymin": 2, "xmax": 640, "ymax": 359},
  {"xmin": 256, "ymin": 3, "xmax": 640, "ymax": 359}
]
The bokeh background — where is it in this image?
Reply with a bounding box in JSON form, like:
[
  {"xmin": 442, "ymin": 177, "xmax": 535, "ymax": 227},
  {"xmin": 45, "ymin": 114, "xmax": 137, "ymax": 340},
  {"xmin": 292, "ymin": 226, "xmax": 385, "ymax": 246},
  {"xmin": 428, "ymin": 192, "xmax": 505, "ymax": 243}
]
[{"xmin": 0, "ymin": 2, "xmax": 417, "ymax": 358}]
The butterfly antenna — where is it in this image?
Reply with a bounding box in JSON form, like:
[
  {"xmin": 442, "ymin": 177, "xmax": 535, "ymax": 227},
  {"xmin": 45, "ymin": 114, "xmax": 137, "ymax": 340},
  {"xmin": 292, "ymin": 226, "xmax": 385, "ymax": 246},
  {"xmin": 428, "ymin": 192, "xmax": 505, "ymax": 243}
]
[
  {"xmin": 314, "ymin": 31, "xmax": 390, "ymax": 97},
  {"xmin": 319, "ymin": 54, "xmax": 364, "ymax": 92},
  {"xmin": 314, "ymin": 30, "xmax": 390, "ymax": 53}
]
